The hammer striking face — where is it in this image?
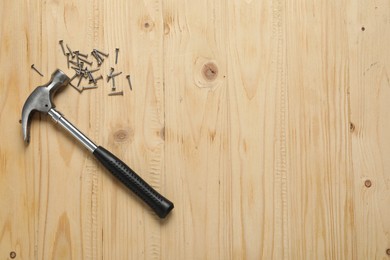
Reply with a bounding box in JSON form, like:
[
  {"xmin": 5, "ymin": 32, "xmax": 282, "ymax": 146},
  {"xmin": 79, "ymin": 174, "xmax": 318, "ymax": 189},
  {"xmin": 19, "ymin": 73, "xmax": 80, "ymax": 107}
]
[
  {"xmin": 21, "ymin": 69, "xmax": 174, "ymax": 218},
  {"xmin": 22, "ymin": 69, "xmax": 70, "ymax": 143}
]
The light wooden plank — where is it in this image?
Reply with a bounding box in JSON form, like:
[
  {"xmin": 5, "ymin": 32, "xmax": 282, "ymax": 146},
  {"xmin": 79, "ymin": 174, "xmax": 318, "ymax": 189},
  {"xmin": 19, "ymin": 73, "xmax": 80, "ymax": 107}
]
[
  {"xmin": 0, "ymin": 1, "xmax": 37, "ymax": 259},
  {"xmin": 162, "ymin": 0, "xmax": 231, "ymax": 258},
  {"xmin": 226, "ymin": 1, "xmax": 288, "ymax": 259},
  {"xmin": 99, "ymin": 0, "xmax": 165, "ymax": 259},
  {"xmin": 162, "ymin": 0, "xmax": 286, "ymax": 259},
  {"xmin": 35, "ymin": 1, "xmax": 101, "ymax": 259},
  {"xmin": 285, "ymin": 1, "xmax": 356, "ymax": 259},
  {"xmin": 348, "ymin": 0, "xmax": 390, "ymax": 258},
  {"xmin": 1, "ymin": 0, "xmax": 390, "ymax": 259}
]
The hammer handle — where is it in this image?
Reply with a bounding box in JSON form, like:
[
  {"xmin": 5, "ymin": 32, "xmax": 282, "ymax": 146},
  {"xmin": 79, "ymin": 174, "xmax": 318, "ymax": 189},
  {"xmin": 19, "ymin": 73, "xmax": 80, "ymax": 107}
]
[
  {"xmin": 93, "ymin": 146, "xmax": 174, "ymax": 218},
  {"xmin": 48, "ymin": 108, "xmax": 173, "ymax": 218}
]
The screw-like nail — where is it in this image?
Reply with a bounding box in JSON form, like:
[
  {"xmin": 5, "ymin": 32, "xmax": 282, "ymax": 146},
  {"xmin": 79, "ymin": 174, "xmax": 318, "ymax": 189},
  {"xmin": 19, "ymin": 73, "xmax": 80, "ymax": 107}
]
[
  {"xmin": 75, "ymin": 51, "xmax": 88, "ymax": 58},
  {"xmin": 94, "ymin": 49, "xmax": 109, "ymax": 57},
  {"xmin": 77, "ymin": 75, "xmax": 83, "ymax": 87},
  {"xmin": 89, "ymin": 68, "xmax": 100, "ymax": 73},
  {"xmin": 69, "ymin": 73, "xmax": 78, "ymax": 83},
  {"xmin": 115, "ymin": 48, "xmax": 119, "ymax": 64},
  {"xmin": 90, "ymin": 75, "xmax": 103, "ymax": 84},
  {"xmin": 87, "ymin": 72, "xmax": 96, "ymax": 84},
  {"xmin": 108, "ymin": 91, "xmax": 123, "ymax": 96},
  {"xmin": 71, "ymin": 67, "xmax": 83, "ymax": 76},
  {"xmin": 66, "ymin": 44, "xmax": 75, "ymax": 58},
  {"xmin": 31, "ymin": 64, "xmax": 44, "ymax": 77},
  {"xmin": 83, "ymin": 86, "xmax": 98, "ymax": 90},
  {"xmin": 83, "ymin": 68, "xmax": 90, "ymax": 78},
  {"xmin": 126, "ymin": 75, "xmax": 132, "ymax": 91},
  {"xmin": 79, "ymin": 57, "xmax": 93, "ymax": 66},
  {"xmin": 75, "ymin": 51, "xmax": 80, "ymax": 65},
  {"xmin": 93, "ymin": 50, "xmax": 104, "ymax": 61},
  {"xmin": 111, "ymin": 71, "xmax": 122, "ymax": 78},
  {"xmin": 91, "ymin": 51, "xmax": 103, "ymax": 66},
  {"xmin": 94, "ymin": 52, "xmax": 104, "ymax": 64},
  {"xmin": 107, "ymin": 67, "xmax": 115, "ymax": 82},
  {"xmin": 69, "ymin": 60, "xmax": 79, "ymax": 67},
  {"xmin": 70, "ymin": 82, "xmax": 83, "ymax": 93},
  {"xmin": 66, "ymin": 53, "xmax": 70, "ymax": 68},
  {"xmin": 112, "ymin": 77, "xmax": 116, "ymax": 90},
  {"xmin": 59, "ymin": 40, "xmax": 66, "ymax": 55}
]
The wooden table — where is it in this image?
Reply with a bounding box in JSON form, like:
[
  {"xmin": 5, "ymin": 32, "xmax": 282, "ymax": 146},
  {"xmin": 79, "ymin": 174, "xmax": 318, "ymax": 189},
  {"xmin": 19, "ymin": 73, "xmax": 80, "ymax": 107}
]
[{"xmin": 1, "ymin": 0, "xmax": 390, "ymax": 259}]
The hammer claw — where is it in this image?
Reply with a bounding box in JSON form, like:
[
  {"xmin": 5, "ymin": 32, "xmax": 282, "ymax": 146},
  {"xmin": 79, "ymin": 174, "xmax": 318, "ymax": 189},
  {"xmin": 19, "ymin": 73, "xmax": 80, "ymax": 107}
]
[{"xmin": 21, "ymin": 69, "xmax": 70, "ymax": 143}]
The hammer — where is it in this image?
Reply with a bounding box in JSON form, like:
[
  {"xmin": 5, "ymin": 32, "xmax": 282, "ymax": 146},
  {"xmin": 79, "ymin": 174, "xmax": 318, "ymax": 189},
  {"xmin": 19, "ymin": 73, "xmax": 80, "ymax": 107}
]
[{"xmin": 21, "ymin": 69, "xmax": 174, "ymax": 218}]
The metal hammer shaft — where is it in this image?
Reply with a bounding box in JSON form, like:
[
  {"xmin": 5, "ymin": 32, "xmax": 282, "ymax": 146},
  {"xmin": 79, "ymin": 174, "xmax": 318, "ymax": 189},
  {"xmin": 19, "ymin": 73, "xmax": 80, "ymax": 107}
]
[{"xmin": 48, "ymin": 108, "xmax": 97, "ymax": 152}]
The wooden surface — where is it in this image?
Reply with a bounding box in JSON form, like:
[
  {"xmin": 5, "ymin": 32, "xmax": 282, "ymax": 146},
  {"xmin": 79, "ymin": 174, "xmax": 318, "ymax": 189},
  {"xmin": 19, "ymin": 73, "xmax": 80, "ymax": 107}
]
[{"xmin": 1, "ymin": 0, "xmax": 390, "ymax": 259}]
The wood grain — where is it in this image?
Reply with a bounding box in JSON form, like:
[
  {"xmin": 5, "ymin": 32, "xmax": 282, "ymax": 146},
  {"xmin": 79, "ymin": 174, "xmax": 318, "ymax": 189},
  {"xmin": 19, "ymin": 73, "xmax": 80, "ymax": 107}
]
[{"xmin": 0, "ymin": 0, "xmax": 389, "ymax": 259}]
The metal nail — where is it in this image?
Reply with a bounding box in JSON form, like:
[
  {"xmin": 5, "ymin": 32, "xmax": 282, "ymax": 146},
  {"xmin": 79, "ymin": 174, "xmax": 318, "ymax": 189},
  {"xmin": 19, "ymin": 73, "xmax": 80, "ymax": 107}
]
[
  {"xmin": 87, "ymin": 72, "xmax": 96, "ymax": 84},
  {"xmin": 31, "ymin": 64, "xmax": 44, "ymax": 77},
  {"xmin": 69, "ymin": 73, "xmax": 78, "ymax": 83},
  {"xmin": 126, "ymin": 75, "xmax": 132, "ymax": 91},
  {"xmin": 111, "ymin": 71, "xmax": 122, "ymax": 78},
  {"xmin": 69, "ymin": 60, "xmax": 79, "ymax": 66},
  {"xmin": 83, "ymin": 86, "xmax": 98, "ymax": 90},
  {"xmin": 77, "ymin": 75, "xmax": 83, "ymax": 87},
  {"xmin": 89, "ymin": 68, "xmax": 100, "ymax": 73},
  {"xmin": 94, "ymin": 49, "xmax": 109, "ymax": 57},
  {"xmin": 66, "ymin": 53, "xmax": 70, "ymax": 68},
  {"xmin": 70, "ymin": 82, "xmax": 83, "ymax": 93},
  {"xmin": 75, "ymin": 51, "xmax": 80, "ymax": 65},
  {"xmin": 90, "ymin": 75, "xmax": 103, "ymax": 84},
  {"xmin": 108, "ymin": 91, "xmax": 123, "ymax": 96},
  {"xmin": 66, "ymin": 44, "xmax": 75, "ymax": 58},
  {"xmin": 115, "ymin": 48, "xmax": 119, "ymax": 64},
  {"xmin": 59, "ymin": 40, "xmax": 66, "ymax": 55},
  {"xmin": 94, "ymin": 51, "xmax": 105, "ymax": 63},
  {"xmin": 79, "ymin": 62, "xmax": 85, "ymax": 70},
  {"xmin": 112, "ymin": 77, "xmax": 116, "ymax": 90},
  {"xmin": 91, "ymin": 51, "xmax": 103, "ymax": 66},
  {"xmin": 79, "ymin": 57, "xmax": 93, "ymax": 66},
  {"xmin": 107, "ymin": 67, "xmax": 115, "ymax": 82},
  {"xmin": 76, "ymin": 51, "xmax": 88, "ymax": 58},
  {"xmin": 83, "ymin": 68, "xmax": 89, "ymax": 78},
  {"xmin": 71, "ymin": 67, "xmax": 83, "ymax": 76}
]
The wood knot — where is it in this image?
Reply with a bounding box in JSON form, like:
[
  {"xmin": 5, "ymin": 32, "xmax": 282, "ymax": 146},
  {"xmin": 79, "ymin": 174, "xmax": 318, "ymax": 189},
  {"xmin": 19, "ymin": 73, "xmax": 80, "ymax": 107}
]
[
  {"xmin": 209, "ymin": 130, "xmax": 216, "ymax": 142},
  {"xmin": 193, "ymin": 57, "xmax": 223, "ymax": 89},
  {"xmin": 140, "ymin": 17, "xmax": 154, "ymax": 32},
  {"xmin": 386, "ymin": 248, "xmax": 390, "ymax": 256},
  {"xmin": 113, "ymin": 128, "xmax": 134, "ymax": 143},
  {"xmin": 164, "ymin": 23, "xmax": 170, "ymax": 35},
  {"xmin": 10, "ymin": 251, "xmax": 16, "ymax": 259},
  {"xmin": 349, "ymin": 122, "xmax": 355, "ymax": 132},
  {"xmin": 202, "ymin": 62, "xmax": 218, "ymax": 81},
  {"xmin": 164, "ymin": 14, "xmax": 173, "ymax": 35},
  {"xmin": 364, "ymin": 179, "xmax": 372, "ymax": 188},
  {"xmin": 160, "ymin": 127, "xmax": 165, "ymax": 141}
]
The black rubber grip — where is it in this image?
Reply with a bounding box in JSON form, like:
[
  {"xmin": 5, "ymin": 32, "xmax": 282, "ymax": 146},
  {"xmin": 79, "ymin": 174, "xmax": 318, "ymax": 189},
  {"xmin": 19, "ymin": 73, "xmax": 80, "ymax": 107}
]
[{"xmin": 93, "ymin": 146, "xmax": 174, "ymax": 218}]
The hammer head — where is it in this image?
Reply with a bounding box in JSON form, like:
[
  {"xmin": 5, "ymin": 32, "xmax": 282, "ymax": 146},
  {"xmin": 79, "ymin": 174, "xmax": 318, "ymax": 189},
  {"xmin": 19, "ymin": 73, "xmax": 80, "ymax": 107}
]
[{"xmin": 22, "ymin": 69, "xmax": 70, "ymax": 143}]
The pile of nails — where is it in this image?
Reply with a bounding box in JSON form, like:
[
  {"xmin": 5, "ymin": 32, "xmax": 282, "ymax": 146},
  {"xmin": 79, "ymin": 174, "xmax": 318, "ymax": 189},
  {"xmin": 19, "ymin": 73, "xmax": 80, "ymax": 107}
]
[{"xmin": 30, "ymin": 40, "xmax": 133, "ymax": 96}]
